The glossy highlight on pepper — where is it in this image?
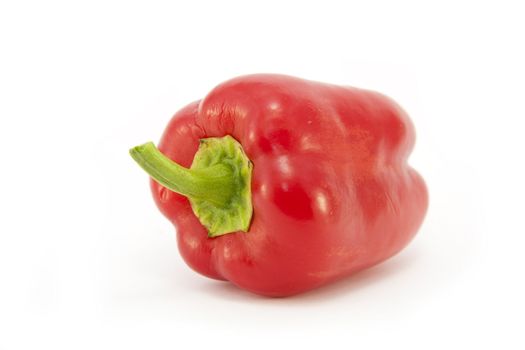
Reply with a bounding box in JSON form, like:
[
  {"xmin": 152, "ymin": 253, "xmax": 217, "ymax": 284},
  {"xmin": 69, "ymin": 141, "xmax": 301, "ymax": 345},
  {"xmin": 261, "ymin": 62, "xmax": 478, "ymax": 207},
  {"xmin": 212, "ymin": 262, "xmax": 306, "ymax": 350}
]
[{"xmin": 130, "ymin": 74, "xmax": 428, "ymax": 297}]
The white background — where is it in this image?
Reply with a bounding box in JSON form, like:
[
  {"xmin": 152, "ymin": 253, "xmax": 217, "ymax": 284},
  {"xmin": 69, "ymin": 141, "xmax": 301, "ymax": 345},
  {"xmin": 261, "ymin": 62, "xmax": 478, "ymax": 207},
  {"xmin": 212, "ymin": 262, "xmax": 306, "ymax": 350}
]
[{"xmin": 1, "ymin": 0, "xmax": 524, "ymax": 349}]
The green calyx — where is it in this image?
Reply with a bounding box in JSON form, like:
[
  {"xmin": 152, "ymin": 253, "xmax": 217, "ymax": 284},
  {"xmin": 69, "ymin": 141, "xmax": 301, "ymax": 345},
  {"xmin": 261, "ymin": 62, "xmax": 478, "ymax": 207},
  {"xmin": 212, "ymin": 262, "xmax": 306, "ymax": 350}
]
[{"xmin": 129, "ymin": 135, "xmax": 253, "ymax": 237}]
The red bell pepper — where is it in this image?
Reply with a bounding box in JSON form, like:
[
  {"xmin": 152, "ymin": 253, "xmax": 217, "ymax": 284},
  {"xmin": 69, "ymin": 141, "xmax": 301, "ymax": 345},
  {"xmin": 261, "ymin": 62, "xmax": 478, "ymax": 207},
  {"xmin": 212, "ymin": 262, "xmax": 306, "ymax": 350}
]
[{"xmin": 130, "ymin": 74, "xmax": 428, "ymax": 297}]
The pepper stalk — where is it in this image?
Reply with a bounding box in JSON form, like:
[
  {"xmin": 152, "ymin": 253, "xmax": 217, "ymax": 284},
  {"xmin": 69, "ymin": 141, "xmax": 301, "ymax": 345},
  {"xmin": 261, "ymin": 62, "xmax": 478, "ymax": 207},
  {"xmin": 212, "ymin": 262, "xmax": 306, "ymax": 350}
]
[{"xmin": 130, "ymin": 135, "xmax": 253, "ymax": 237}]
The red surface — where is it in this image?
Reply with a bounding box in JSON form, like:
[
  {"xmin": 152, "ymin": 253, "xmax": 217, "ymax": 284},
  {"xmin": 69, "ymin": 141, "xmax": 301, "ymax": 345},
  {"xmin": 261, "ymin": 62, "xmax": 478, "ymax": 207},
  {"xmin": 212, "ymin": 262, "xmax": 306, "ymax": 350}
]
[{"xmin": 150, "ymin": 74, "xmax": 428, "ymax": 297}]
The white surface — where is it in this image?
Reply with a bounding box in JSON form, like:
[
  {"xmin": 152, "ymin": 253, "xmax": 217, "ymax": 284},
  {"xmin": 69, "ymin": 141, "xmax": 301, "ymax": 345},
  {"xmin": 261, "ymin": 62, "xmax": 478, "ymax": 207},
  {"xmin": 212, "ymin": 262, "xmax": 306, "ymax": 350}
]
[{"xmin": 1, "ymin": 1, "xmax": 524, "ymax": 349}]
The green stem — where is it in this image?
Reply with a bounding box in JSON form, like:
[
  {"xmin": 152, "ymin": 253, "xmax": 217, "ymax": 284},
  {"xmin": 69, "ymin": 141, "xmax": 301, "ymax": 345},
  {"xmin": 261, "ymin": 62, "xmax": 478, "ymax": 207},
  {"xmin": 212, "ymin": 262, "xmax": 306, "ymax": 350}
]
[
  {"xmin": 129, "ymin": 136, "xmax": 253, "ymax": 237},
  {"xmin": 129, "ymin": 142, "xmax": 235, "ymax": 207}
]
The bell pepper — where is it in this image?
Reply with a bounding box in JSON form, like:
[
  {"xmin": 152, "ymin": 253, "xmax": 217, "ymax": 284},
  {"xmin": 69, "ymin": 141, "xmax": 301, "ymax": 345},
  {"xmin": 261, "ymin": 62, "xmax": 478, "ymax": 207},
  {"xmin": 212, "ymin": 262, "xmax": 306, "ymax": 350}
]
[{"xmin": 130, "ymin": 74, "xmax": 428, "ymax": 297}]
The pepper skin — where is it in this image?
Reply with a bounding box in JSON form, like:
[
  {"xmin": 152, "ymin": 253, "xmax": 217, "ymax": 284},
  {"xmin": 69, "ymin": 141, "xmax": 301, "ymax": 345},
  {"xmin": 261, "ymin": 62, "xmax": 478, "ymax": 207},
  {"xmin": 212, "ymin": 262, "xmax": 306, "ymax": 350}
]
[{"xmin": 132, "ymin": 74, "xmax": 428, "ymax": 297}]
